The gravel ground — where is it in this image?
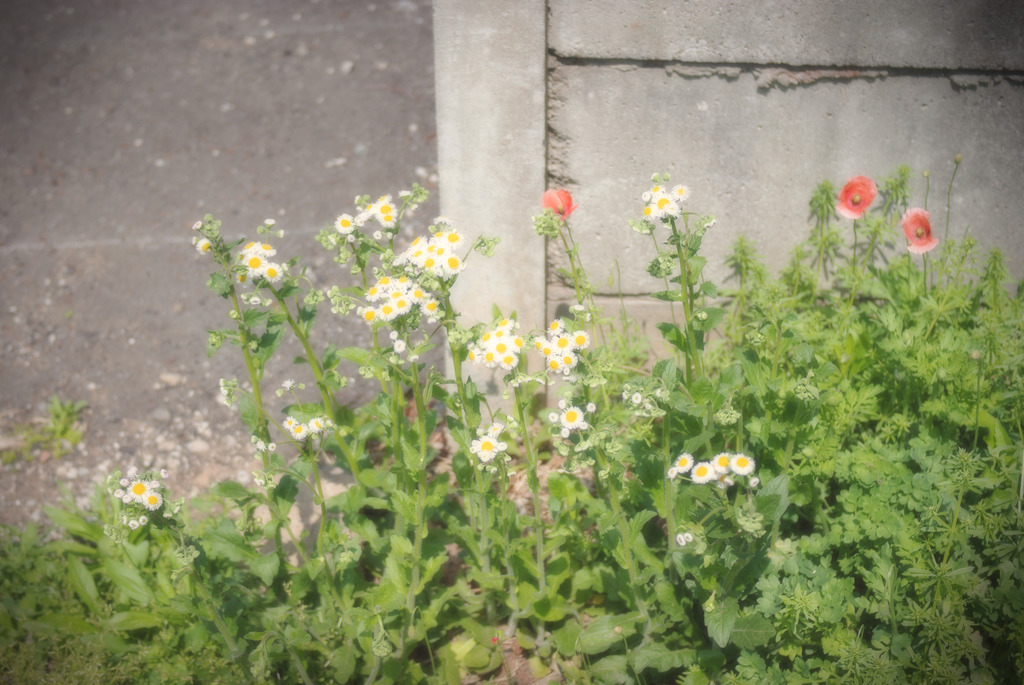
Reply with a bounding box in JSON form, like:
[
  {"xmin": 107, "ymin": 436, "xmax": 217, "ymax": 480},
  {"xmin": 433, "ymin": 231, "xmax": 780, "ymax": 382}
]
[{"xmin": 0, "ymin": 0, "xmax": 440, "ymax": 527}]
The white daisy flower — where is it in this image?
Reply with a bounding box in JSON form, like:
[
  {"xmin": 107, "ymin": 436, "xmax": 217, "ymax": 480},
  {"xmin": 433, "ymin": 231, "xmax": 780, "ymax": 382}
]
[
  {"xmin": 730, "ymin": 453, "xmax": 756, "ymax": 476},
  {"xmin": 711, "ymin": 452, "xmax": 733, "ymax": 474},
  {"xmin": 690, "ymin": 461, "xmax": 716, "ymax": 484}
]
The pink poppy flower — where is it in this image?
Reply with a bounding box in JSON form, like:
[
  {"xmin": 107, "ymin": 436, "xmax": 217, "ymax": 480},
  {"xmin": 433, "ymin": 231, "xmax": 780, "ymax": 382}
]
[
  {"xmin": 542, "ymin": 189, "xmax": 578, "ymax": 221},
  {"xmin": 902, "ymin": 208, "xmax": 938, "ymax": 254},
  {"xmin": 835, "ymin": 176, "xmax": 877, "ymax": 220}
]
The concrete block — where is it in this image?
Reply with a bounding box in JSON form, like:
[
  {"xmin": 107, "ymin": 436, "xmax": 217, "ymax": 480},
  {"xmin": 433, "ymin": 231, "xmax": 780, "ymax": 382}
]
[
  {"xmin": 433, "ymin": 0, "xmax": 549, "ymax": 332},
  {"xmin": 549, "ymin": 64, "xmax": 1024, "ymax": 287},
  {"xmin": 549, "ymin": 0, "xmax": 1024, "ymax": 70}
]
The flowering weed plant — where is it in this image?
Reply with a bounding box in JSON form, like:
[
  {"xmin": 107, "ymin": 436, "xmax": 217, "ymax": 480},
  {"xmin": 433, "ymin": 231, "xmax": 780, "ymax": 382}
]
[{"xmin": 4, "ymin": 161, "xmax": 1024, "ymax": 684}]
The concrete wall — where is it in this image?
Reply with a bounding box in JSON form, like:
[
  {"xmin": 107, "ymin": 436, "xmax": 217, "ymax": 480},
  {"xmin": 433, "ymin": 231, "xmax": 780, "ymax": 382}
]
[{"xmin": 435, "ymin": 0, "xmax": 1024, "ymax": 337}]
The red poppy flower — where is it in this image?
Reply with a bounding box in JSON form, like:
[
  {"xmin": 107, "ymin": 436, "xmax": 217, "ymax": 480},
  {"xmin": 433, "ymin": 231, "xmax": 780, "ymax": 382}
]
[
  {"xmin": 542, "ymin": 189, "xmax": 578, "ymax": 221},
  {"xmin": 835, "ymin": 176, "xmax": 877, "ymax": 220},
  {"xmin": 902, "ymin": 208, "xmax": 938, "ymax": 254}
]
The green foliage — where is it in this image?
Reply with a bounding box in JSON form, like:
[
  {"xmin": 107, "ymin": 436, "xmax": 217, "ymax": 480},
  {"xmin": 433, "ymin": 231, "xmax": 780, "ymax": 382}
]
[
  {"xmin": 2, "ymin": 168, "xmax": 1022, "ymax": 683},
  {"xmin": 1, "ymin": 395, "xmax": 87, "ymax": 464}
]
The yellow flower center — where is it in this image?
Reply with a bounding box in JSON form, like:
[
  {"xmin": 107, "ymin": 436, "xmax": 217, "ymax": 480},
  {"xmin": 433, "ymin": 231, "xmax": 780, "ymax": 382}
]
[{"xmin": 565, "ymin": 411, "xmax": 578, "ymax": 423}]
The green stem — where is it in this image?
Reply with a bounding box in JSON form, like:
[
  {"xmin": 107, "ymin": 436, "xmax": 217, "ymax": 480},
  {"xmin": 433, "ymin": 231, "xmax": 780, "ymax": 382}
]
[
  {"xmin": 402, "ymin": 361, "xmax": 431, "ymax": 654},
  {"xmin": 284, "ymin": 640, "xmax": 315, "ymax": 685},
  {"xmin": 664, "ymin": 418, "xmax": 677, "ymax": 551},
  {"xmin": 496, "ymin": 457, "xmax": 522, "ymax": 637},
  {"xmin": 270, "ymin": 286, "xmax": 364, "ymax": 483},
  {"xmin": 650, "ymin": 231, "xmax": 679, "ymax": 329},
  {"xmin": 512, "ymin": 382, "xmax": 546, "ymax": 641},
  {"xmin": 385, "ymin": 378, "xmax": 409, "ymax": 550},
  {"xmin": 972, "ymin": 353, "xmax": 984, "ymax": 452},
  {"xmin": 190, "ymin": 569, "xmax": 244, "ymax": 662},
  {"xmin": 595, "ymin": 449, "xmax": 651, "ymax": 632},
  {"xmin": 943, "ymin": 158, "xmax": 960, "ymax": 245},
  {"xmin": 851, "ymin": 219, "xmax": 858, "ymax": 267},
  {"xmin": 560, "ymin": 220, "xmax": 608, "ymax": 342},
  {"xmin": 671, "ymin": 221, "xmax": 704, "ymax": 383},
  {"xmin": 229, "ymin": 288, "xmax": 270, "ymax": 470},
  {"xmin": 940, "ymin": 487, "xmax": 965, "ymax": 566}
]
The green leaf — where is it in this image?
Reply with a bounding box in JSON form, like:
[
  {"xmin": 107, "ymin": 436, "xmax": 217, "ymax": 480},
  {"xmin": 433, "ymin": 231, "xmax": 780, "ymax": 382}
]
[
  {"xmin": 730, "ymin": 613, "xmax": 775, "ymax": 649},
  {"xmin": 532, "ymin": 594, "xmax": 568, "ymax": 622},
  {"xmin": 590, "ymin": 654, "xmax": 630, "ymax": 684},
  {"xmin": 416, "ymin": 553, "xmax": 448, "ymax": 594},
  {"xmin": 651, "ymin": 289, "xmax": 686, "ymax": 303},
  {"xmin": 202, "ymin": 518, "xmax": 257, "ymax": 562},
  {"xmin": 322, "ymin": 343, "xmax": 343, "ymax": 371},
  {"xmin": 690, "ymin": 377, "xmax": 715, "ymax": 405},
  {"xmin": 66, "ymin": 555, "xmax": 100, "ymax": 613},
  {"xmin": 705, "ymin": 596, "xmax": 738, "ymax": 647},
  {"xmin": 106, "ymin": 611, "xmax": 166, "ymax": 631},
  {"xmin": 755, "ymin": 474, "xmax": 790, "ymax": 523},
  {"xmin": 241, "ymin": 307, "xmax": 270, "ymax": 328},
  {"xmin": 238, "ymin": 393, "xmax": 262, "ymax": 434},
  {"xmin": 44, "ymin": 506, "xmax": 103, "ymax": 542},
  {"xmin": 33, "ymin": 613, "xmax": 99, "ymax": 634},
  {"xmin": 249, "ymin": 551, "xmax": 280, "ymax": 585},
  {"xmin": 683, "ymin": 431, "xmax": 716, "ymax": 455},
  {"xmin": 977, "ymin": 408, "xmax": 1012, "ymax": 449},
  {"xmin": 552, "ymin": 619, "xmax": 583, "ymax": 656},
  {"xmin": 207, "ymin": 271, "xmax": 233, "ymax": 298},
  {"xmin": 337, "ymin": 346, "xmax": 372, "ymax": 366},
  {"xmin": 694, "ymin": 307, "xmax": 726, "ymax": 333},
  {"xmin": 631, "ymin": 642, "xmax": 693, "ymax": 673},
  {"xmin": 627, "ymin": 509, "xmax": 657, "ymax": 546},
  {"xmin": 389, "ymin": 534, "xmax": 414, "ymax": 558},
  {"xmin": 656, "ymin": 322, "xmax": 687, "ymax": 353},
  {"xmin": 102, "ymin": 557, "xmax": 157, "ymax": 606},
  {"xmin": 211, "ymin": 480, "xmax": 252, "ymax": 501},
  {"xmin": 577, "ymin": 613, "xmax": 642, "ymax": 654},
  {"xmin": 254, "ymin": 322, "xmax": 284, "ymax": 365},
  {"xmin": 390, "ymin": 490, "xmax": 417, "ymax": 523}
]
